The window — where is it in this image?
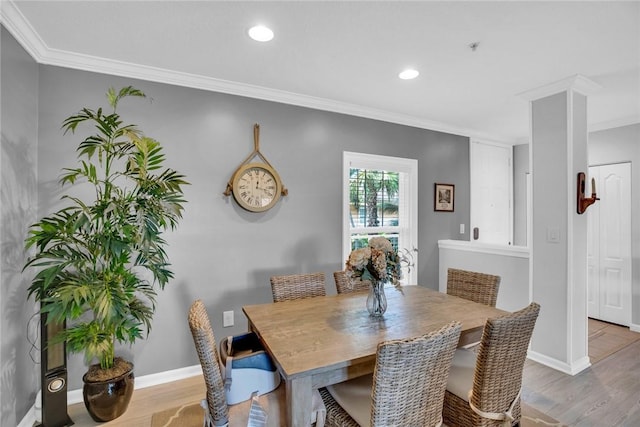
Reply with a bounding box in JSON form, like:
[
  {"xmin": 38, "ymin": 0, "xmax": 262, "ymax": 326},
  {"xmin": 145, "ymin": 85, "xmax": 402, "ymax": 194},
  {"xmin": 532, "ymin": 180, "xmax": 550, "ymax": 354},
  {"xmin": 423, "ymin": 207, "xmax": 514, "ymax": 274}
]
[{"xmin": 343, "ymin": 152, "xmax": 418, "ymax": 285}]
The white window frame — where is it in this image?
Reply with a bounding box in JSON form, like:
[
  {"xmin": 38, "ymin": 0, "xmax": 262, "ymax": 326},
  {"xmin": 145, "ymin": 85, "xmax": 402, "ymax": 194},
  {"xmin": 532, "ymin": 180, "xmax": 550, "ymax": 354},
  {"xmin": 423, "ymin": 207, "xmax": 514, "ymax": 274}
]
[{"xmin": 342, "ymin": 151, "xmax": 418, "ymax": 286}]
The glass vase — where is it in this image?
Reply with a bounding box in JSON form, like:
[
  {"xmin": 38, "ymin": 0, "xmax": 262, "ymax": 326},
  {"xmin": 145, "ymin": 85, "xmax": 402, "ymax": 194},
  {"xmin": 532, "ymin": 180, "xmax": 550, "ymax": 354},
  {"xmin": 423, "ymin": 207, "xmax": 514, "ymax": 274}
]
[{"xmin": 367, "ymin": 280, "xmax": 387, "ymax": 317}]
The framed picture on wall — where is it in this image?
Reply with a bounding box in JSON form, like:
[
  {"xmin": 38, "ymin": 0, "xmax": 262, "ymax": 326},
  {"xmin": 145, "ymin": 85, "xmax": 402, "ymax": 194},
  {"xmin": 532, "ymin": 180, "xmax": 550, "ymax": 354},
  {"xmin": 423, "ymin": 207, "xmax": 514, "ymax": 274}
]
[{"xmin": 434, "ymin": 183, "xmax": 454, "ymax": 212}]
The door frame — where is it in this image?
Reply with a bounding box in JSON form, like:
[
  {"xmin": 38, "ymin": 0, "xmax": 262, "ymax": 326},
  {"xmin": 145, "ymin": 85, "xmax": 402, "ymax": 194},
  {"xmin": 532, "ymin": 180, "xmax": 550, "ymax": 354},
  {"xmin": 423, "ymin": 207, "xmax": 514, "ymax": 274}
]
[{"xmin": 587, "ymin": 161, "xmax": 632, "ymax": 326}]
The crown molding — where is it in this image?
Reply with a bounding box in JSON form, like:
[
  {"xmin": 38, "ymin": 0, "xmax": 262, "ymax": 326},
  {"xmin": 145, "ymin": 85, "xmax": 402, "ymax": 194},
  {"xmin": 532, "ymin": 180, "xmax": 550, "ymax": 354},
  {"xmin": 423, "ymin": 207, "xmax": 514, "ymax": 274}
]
[
  {"xmin": 589, "ymin": 115, "xmax": 640, "ymax": 133},
  {"xmin": 505, "ymin": 115, "xmax": 640, "ymax": 145},
  {"xmin": 1, "ymin": 0, "xmax": 516, "ymax": 145},
  {"xmin": 518, "ymin": 74, "xmax": 602, "ymax": 102},
  {"xmin": 0, "ymin": 0, "xmax": 49, "ymax": 59},
  {"xmin": 437, "ymin": 239, "xmax": 529, "ymax": 258}
]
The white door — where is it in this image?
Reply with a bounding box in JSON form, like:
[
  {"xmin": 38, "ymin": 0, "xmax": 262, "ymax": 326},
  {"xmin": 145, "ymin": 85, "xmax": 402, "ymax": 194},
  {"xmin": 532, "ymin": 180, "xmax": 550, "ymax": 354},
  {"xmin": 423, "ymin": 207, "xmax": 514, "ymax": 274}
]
[
  {"xmin": 587, "ymin": 163, "xmax": 631, "ymax": 326},
  {"xmin": 470, "ymin": 140, "xmax": 513, "ymax": 245}
]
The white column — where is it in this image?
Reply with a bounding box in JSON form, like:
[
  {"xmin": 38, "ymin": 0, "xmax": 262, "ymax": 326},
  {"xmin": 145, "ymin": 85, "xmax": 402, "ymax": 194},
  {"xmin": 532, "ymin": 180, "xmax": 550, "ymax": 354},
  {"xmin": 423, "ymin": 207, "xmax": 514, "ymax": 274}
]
[{"xmin": 520, "ymin": 75, "xmax": 600, "ymax": 375}]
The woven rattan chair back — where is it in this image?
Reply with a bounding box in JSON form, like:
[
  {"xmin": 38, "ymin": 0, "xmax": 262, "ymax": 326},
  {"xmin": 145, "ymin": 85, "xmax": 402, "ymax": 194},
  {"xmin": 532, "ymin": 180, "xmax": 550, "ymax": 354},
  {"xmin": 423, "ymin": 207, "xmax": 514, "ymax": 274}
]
[
  {"xmin": 187, "ymin": 299, "xmax": 229, "ymax": 426},
  {"xmin": 443, "ymin": 302, "xmax": 541, "ymax": 427},
  {"xmin": 320, "ymin": 321, "xmax": 462, "ymax": 427},
  {"xmin": 270, "ymin": 272, "xmax": 326, "ymax": 302},
  {"xmin": 446, "ymin": 268, "xmax": 501, "ymax": 307},
  {"xmin": 333, "ymin": 270, "xmax": 371, "ymax": 294}
]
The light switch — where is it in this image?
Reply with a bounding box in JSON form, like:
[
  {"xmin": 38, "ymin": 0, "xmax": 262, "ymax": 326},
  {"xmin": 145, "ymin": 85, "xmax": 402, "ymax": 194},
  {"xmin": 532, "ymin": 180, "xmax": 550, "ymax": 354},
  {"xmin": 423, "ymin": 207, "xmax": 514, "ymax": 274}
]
[
  {"xmin": 460, "ymin": 224, "xmax": 465, "ymax": 234},
  {"xmin": 547, "ymin": 227, "xmax": 560, "ymax": 243}
]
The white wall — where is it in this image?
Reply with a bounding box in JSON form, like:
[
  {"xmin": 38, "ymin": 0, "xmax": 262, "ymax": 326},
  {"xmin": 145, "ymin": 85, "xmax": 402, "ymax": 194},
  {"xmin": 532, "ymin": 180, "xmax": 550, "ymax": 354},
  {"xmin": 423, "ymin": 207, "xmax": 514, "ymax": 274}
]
[{"xmin": 438, "ymin": 240, "xmax": 530, "ymax": 312}]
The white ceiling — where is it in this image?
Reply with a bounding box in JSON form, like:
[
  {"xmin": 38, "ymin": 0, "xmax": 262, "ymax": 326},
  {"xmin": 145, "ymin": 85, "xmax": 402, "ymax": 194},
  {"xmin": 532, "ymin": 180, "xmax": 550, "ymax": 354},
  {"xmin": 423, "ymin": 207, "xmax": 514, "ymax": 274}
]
[{"xmin": 3, "ymin": 1, "xmax": 639, "ymax": 143}]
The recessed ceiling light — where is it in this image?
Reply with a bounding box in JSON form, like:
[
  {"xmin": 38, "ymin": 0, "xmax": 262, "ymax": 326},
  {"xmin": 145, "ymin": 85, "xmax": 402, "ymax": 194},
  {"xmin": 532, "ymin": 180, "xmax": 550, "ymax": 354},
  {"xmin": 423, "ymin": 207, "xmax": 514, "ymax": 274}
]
[
  {"xmin": 248, "ymin": 25, "xmax": 274, "ymax": 42},
  {"xmin": 399, "ymin": 69, "xmax": 420, "ymax": 80}
]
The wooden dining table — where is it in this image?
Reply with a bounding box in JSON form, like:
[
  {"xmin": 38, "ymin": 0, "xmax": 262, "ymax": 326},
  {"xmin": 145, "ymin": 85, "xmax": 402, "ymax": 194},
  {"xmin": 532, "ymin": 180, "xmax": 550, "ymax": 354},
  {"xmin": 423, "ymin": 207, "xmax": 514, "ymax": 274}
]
[{"xmin": 242, "ymin": 285, "xmax": 508, "ymax": 427}]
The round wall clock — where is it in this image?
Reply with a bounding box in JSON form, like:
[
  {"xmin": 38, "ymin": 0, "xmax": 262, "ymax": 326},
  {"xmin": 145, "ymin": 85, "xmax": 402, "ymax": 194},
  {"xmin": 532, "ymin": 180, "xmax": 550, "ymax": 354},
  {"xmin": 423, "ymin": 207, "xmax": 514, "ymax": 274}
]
[
  {"xmin": 223, "ymin": 124, "xmax": 287, "ymax": 212},
  {"xmin": 231, "ymin": 162, "xmax": 283, "ymax": 212}
]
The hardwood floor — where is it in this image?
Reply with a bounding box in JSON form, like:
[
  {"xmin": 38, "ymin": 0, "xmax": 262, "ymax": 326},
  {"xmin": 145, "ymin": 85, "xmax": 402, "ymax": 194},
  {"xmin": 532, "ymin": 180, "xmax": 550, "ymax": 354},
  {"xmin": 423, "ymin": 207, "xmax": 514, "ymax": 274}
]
[
  {"xmin": 587, "ymin": 318, "xmax": 640, "ymax": 364},
  {"xmin": 66, "ymin": 375, "xmax": 206, "ymax": 427},
  {"xmin": 523, "ymin": 320, "xmax": 640, "ymax": 426},
  {"xmin": 66, "ymin": 320, "xmax": 639, "ymax": 427}
]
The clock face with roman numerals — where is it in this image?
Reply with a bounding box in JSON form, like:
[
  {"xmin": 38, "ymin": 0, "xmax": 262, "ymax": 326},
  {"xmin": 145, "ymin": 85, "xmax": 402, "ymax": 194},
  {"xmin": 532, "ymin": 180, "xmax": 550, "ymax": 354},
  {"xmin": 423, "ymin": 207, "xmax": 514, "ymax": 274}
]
[{"xmin": 231, "ymin": 163, "xmax": 282, "ymax": 212}]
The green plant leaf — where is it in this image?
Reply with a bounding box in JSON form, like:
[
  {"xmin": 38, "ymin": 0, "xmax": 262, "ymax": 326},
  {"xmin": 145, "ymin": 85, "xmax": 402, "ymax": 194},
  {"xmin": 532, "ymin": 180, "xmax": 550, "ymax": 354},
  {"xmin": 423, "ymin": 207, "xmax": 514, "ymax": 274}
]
[{"xmin": 24, "ymin": 86, "xmax": 185, "ymax": 370}]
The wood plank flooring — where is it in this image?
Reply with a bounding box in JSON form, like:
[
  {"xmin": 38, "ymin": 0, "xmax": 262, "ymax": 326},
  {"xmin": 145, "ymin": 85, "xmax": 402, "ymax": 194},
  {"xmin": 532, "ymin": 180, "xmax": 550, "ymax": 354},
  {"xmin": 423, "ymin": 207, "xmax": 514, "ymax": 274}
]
[
  {"xmin": 66, "ymin": 375, "xmax": 205, "ymax": 427},
  {"xmin": 523, "ymin": 320, "xmax": 640, "ymax": 426},
  {"xmin": 66, "ymin": 319, "xmax": 639, "ymax": 427},
  {"xmin": 587, "ymin": 318, "xmax": 640, "ymax": 364}
]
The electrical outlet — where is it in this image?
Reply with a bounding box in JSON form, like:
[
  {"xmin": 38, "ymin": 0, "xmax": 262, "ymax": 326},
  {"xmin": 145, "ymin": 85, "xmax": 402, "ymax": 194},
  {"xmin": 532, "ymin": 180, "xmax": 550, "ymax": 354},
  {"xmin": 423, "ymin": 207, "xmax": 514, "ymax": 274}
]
[
  {"xmin": 459, "ymin": 224, "xmax": 465, "ymax": 234},
  {"xmin": 223, "ymin": 310, "xmax": 234, "ymax": 327}
]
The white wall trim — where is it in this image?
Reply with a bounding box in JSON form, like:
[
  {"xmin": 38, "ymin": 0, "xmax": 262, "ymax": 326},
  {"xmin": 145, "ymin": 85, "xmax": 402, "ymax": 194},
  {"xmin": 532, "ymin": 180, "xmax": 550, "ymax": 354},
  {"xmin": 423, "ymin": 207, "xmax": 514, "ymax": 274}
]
[
  {"xmin": 589, "ymin": 116, "xmax": 640, "ymax": 133},
  {"xmin": 18, "ymin": 365, "xmax": 204, "ymax": 426},
  {"xmin": 0, "ymin": 0, "xmax": 49, "ymax": 60},
  {"xmin": 344, "ymin": 152, "xmax": 419, "ymax": 286},
  {"xmin": 0, "ymin": 0, "xmax": 514, "ymax": 145},
  {"xmin": 630, "ymin": 323, "xmax": 640, "ymax": 333},
  {"xmin": 437, "ymin": 239, "xmax": 529, "ymax": 259},
  {"xmin": 565, "ymin": 90, "xmax": 577, "ymax": 366},
  {"xmin": 527, "ymin": 99, "xmax": 535, "ymax": 305},
  {"xmin": 527, "ymin": 351, "xmax": 591, "ymax": 376},
  {"xmin": 511, "ymin": 115, "xmax": 640, "ymax": 146},
  {"xmin": 67, "ymin": 364, "xmax": 203, "ymax": 405},
  {"xmin": 518, "ymin": 74, "xmax": 602, "ymax": 101},
  {"xmin": 469, "ymin": 139, "xmax": 515, "ymax": 246}
]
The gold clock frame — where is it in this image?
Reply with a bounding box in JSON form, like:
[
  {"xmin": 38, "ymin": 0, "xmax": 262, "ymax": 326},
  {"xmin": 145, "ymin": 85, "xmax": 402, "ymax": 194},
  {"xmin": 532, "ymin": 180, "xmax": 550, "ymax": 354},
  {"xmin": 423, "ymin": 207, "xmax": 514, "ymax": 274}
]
[
  {"xmin": 224, "ymin": 124, "xmax": 288, "ymax": 212},
  {"xmin": 231, "ymin": 163, "xmax": 282, "ymax": 212}
]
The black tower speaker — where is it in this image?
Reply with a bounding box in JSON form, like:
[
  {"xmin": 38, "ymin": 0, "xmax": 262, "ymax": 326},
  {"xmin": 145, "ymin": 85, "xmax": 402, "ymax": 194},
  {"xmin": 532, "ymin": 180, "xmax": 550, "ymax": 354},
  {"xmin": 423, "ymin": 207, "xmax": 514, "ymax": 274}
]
[{"xmin": 38, "ymin": 314, "xmax": 73, "ymax": 427}]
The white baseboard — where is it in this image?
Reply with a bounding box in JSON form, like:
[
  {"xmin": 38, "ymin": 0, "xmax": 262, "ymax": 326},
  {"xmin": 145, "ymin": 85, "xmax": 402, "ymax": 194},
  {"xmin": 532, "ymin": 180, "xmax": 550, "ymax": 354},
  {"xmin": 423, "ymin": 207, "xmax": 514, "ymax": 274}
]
[
  {"xmin": 18, "ymin": 364, "xmax": 203, "ymax": 426},
  {"xmin": 527, "ymin": 350, "xmax": 591, "ymax": 375},
  {"xmin": 630, "ymin": 322, "xmax": 640, "ymax": 333},
  {"xmin": 68, "ymin": 364, "xmax": 203, "ymax": 404}
]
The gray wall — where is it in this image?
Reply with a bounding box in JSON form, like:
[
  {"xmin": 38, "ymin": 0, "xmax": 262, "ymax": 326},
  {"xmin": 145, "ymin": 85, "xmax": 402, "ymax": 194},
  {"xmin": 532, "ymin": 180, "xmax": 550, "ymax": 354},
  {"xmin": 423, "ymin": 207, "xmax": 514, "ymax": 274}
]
[
  {"xmin": 1, "ymin": 26, "xmax": 40, "ymax": 426},
  {"xmin": 29, "ymin": 63, "xmax": 470, "ymax": 395},
  {"xmin": 589, "ymin": 124, "xmax": 640, "ymax": 327},
  {"xmin": 530, "ymin": 92, "xmax": 571, "ymax": 361}
]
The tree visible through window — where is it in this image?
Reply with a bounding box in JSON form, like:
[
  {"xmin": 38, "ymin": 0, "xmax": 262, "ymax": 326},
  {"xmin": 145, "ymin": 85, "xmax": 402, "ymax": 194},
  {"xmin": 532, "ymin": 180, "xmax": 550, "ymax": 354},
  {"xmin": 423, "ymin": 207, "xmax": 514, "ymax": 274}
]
[
  {"xmin": 343, "ymin": 152, "xmax": 417, "ymax": 285},
  {"xmin": 350, "ymin": 169, "xmax": 399, "ymax": 227},
  {"xmin": 349, "ymin": 169, "xmax": 400, "ymax": 250}
]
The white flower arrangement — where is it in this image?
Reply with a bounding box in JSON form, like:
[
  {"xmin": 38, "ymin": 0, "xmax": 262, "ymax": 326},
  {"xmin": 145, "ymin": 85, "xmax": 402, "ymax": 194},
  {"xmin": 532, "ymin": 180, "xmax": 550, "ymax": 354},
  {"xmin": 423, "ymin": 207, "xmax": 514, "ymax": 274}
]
[{"xmin": 345, "ymin": 236, "xmax": 416, "ymax": 291}]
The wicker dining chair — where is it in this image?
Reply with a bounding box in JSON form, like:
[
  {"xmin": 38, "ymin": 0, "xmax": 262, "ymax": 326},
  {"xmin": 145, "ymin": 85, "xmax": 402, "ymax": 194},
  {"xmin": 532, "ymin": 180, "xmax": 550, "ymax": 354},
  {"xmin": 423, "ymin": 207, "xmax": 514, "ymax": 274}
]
[
  {"xmin": 188, "ymin": 300, "xmax": 289, "ymax": 426},
  {"xmin": 319, "ymin": 321, "xmax": 462, "ymax": 427},
  {"xmin": 446, "ymin": 268, "xmax": 501, "ymax": 307},
  {"xmin": 270, "ymin": 272, "xmax": 327, "ymax": 302},
  {"xmin": 333, "ymin": 270, "xmax": 370, "ymax": 294},
  {"xmin": 443, "ymin": 302, "xmax": 541, "ymax": 427},
  {"xmin": 188, "ymin": 300, "xmax": 229, "ymax": 426}
]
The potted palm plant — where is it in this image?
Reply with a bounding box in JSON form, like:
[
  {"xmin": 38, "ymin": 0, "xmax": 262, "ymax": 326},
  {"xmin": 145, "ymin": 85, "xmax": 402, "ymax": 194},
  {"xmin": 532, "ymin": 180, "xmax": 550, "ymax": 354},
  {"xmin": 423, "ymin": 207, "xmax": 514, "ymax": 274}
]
[{"xmin": 24, "ymin": 86, "xmax": 187, "ymax": 421}]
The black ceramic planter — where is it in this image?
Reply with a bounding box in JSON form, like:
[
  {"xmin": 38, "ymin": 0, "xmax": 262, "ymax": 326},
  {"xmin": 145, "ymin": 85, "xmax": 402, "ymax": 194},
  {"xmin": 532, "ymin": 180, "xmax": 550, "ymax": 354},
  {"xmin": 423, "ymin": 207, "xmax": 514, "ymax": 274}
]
[{"xmin": 82, "ymin": 368, "xmax": 135, "ymax": 422}]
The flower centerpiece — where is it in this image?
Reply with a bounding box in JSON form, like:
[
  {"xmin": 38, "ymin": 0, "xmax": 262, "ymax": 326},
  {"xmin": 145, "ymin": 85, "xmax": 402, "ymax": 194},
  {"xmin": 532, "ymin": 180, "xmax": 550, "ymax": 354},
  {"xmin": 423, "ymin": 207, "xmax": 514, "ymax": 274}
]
[{"xmin": 345, "ymin": 236, "xmax": 416, "ymax": 316}]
